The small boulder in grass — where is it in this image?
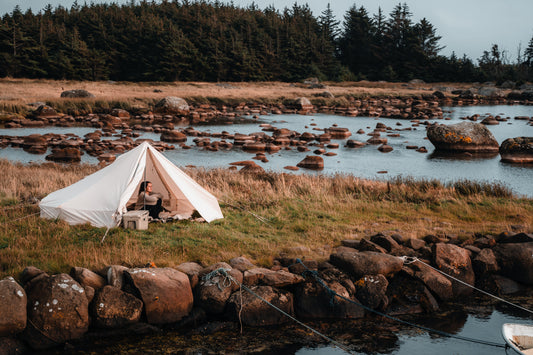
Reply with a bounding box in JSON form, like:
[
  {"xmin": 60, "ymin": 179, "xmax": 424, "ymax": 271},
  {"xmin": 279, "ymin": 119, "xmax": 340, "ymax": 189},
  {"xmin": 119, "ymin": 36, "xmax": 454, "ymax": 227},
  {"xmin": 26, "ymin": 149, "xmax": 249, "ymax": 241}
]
[
  {"xmin": 154, "ymin": 96, "xmax": 189, "ymax": 114},
  {"xmin": 60, "ymin": 89, "xmax": 95, "ymax": 98}
]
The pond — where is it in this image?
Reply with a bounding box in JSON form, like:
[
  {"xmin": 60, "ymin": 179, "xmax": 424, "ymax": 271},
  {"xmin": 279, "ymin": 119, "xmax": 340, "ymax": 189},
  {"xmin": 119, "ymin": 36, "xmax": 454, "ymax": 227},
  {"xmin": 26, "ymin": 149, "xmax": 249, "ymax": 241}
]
[{"xmin": 1, "ymin": 105, "xmax": 532, "ymax": 196}]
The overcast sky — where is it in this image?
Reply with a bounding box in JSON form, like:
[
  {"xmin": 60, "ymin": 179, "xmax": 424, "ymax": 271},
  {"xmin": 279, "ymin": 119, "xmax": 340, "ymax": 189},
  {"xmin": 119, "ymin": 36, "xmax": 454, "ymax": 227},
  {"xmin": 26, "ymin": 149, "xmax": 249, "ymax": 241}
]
[{"xmin": 2, "ymin": 0, "xmax": 532, "ymax": 62}]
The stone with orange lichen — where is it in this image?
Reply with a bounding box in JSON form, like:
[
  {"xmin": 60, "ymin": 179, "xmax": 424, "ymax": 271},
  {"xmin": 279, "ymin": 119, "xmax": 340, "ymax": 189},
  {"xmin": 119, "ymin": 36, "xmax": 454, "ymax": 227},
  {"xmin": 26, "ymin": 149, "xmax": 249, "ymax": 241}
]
[{"xmin": 427, "ymin": 121, "xmax": 499, "ymax": 152}]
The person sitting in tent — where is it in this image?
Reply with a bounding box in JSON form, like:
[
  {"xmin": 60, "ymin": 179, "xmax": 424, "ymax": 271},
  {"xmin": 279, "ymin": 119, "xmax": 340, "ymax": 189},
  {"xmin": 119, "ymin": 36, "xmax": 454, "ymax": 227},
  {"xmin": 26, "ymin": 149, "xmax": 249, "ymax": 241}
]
[{"xmin": 135, "ymin": 181, "xmax": 165, "ymax": 219}]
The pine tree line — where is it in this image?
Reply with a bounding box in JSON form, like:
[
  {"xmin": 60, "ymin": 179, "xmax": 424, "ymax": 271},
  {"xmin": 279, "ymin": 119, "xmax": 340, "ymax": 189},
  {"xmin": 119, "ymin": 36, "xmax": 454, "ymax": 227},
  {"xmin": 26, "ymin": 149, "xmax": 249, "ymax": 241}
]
[{"xmin": 1, "ymin": 1, "xmax": 532, "ymax": 83}]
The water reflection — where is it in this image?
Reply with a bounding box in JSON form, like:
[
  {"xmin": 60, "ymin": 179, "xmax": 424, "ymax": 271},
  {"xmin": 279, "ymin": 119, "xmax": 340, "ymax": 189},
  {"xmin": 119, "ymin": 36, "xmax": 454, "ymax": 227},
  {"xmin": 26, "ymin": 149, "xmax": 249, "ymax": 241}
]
[
  {"xmin": 45, "ymin": 296, "xmax": 533, "ymax": 355},
  {"xmin": 428, "ymin": 151, "xmax": 500, "ymax": 161}
]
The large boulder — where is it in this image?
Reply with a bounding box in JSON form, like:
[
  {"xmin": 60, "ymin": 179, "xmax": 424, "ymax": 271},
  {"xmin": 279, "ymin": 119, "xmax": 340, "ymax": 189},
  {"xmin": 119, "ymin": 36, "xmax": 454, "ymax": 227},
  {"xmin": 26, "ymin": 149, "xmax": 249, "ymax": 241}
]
[
  {"xmin": 70, "ymin": 267, "xmax": 106, "ymax": 290},
  {"xmin": 426, "ymin": 121, "xmax": 499, "ymax": 152},
  {"xmin": 226, "ymin": 286, "xmax": 294, "ymax": 326},
  {"xmin": 196, "ymin": 263, "xmax": 243, "ymax": 314},
  {"xmin": 229, "ymin": 256, "xmax": 257, "ymax": 272},
  {"xmin": 478, "ymin": 86, "xmax": 504, "ymax": 97},
  {"xmin": 60, "ymin": 89, "xmax": 95, "ymax": 98},
  {"xmin": 329, "ymin": 250, "xmax": 403, "ymax": 279},
  {"xmin": 354, "ymin": 274, "xmax": 389, "ymax": 310},
  {"xmin": 410, "ymin": 261, "xmax": 453, "ymax": 301},
  {"xmin": 499, "ymin": 137, "xmax": 533, "ymax": 163},
  {"xmin": 433, "ymin": 243, "xmax": 475, "ymax": 297},
  {"xmin": 295, "ymin": 97, "xmax": 313, "ymax": 110},
  {"xmin": 387, "ymin": 271, "xmax": 440, "ymax": 314},
  {"xmin": 472, "ymin": 248, "xmax": 500, "ymax": 275},
  {"xmin": 493, "ymin": 242, "xmax": 533, "ymax": 284},
  {"xmin": 243, "ymin": 268, "xmax": 304, "ymax": 287},
  {"xmin": 33, "ymin": 105, "xmax": 59, "ymax": 118},
  {"xmin": 124, "ymin": 267, "xmax": 193, "ymax": 324},
  {"xmin": 0, "ymin": 277, "xmax": 26, "ymax": 336},
  {"xmin": 154, "ymin": 97, "xmax": 189, "ymax": 114},
  {"xmin": 294, "ymin": 279, "xmax": 364, "ymax": 319},
  {"xmin": 23, "ymin": 274, "xmax": 89, "ymax": 350},
  {"xmin": 175, "ymin": 262, "xmax": 203, "ymax": 289},
  {"xmin": 90, "ymin": 285, "xmax": 143, "ymax": 328}
]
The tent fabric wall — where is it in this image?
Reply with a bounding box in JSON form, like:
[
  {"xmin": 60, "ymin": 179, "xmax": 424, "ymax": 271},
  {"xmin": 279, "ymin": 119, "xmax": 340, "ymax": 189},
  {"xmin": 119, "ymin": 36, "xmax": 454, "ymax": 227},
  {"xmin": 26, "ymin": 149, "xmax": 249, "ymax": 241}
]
[{"xmin": 39, "ymin": 142, "xmax": 223, "ymax": 228}]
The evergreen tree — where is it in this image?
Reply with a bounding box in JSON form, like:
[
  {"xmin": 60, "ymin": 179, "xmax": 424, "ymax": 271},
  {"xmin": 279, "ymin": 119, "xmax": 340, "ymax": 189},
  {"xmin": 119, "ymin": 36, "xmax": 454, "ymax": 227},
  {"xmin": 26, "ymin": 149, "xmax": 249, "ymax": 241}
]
[
  {"xmin": 525, "ymin": 36, "xmax": 533, "ymax": 66},
  {"xmin": 338, "ymin": 5, "xmax": 375, "ymax": 80},
  {"xmin": 414, "ymin": 18, "xmax": 443, "ymax": 58},
  {"xmin": 317, "ymin": 3, "xmax": 342, "ymax": 80},
  {"xmin": 383, "ymin": 2, "xmax": 419, "ymax": 80}
]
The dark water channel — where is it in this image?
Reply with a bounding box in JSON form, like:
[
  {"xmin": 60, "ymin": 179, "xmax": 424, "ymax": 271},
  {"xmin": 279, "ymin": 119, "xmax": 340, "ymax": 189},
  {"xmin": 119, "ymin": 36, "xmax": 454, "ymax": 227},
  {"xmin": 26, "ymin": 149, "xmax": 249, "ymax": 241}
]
[
  {"xmin": 1, "ymin": 104, "xmax": 532, "ymax": 196},
  {"xmin": 42, "ymin": 295, "xmax": 533, "ymax": 354}
]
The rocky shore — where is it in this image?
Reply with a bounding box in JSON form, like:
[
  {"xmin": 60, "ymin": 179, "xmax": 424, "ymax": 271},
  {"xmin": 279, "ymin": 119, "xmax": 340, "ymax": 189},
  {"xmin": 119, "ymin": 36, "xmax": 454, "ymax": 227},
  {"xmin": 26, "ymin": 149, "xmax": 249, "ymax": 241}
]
[
  {"xmin": 1, "ymin": 230, "xmax": 533, "ymax": 353},
  {"xmin": 1, "ymin": 90, "xmax": 532, "ymax": 167}
]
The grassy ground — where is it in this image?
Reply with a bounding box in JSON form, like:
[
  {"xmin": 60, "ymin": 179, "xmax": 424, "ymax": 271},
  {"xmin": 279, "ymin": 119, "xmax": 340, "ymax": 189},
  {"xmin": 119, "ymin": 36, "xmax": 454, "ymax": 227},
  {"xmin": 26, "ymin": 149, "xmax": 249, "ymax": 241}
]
[
  {"xmin": 1, "ymin": 159, "xmax": 531, "ymax": 280},
  {"xmin": 0, "ymin": 78, "xmax": 475, "ymax": 117}
]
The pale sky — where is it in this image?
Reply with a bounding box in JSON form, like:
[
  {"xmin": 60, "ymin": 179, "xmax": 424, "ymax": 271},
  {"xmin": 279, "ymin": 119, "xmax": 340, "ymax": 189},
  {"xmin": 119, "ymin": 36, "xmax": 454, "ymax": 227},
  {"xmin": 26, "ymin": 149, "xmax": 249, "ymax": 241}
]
[{"xmin": 2, "ymin": 0, "xmax": 532, "ymax": 62}]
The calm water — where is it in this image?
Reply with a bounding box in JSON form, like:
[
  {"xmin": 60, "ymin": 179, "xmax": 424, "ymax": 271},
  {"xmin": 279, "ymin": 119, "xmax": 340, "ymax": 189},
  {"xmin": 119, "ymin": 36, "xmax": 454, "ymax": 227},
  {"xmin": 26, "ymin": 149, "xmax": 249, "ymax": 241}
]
[
  {"xmin": 59, "ymin": 299, "xmax": 533, "ymax": 354},
  {"xmin": 1, "ymin": 105, "xmax": 532, "ymax": 196},
  {"xmin": 296, "ymin": 307, "xmax": 531, "ymax": 355}
]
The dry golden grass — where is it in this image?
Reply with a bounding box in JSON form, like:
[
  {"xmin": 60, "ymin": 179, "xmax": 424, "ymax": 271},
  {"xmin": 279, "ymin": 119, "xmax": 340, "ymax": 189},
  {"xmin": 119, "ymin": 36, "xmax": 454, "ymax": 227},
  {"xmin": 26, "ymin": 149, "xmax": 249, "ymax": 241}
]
[
  {"xmin": 1, "ymin": 160, "xmax": 531, "ymax": 279},
  {"xmin": 0, "ymin": 78, "xmax": 471, "ymax": 107}
]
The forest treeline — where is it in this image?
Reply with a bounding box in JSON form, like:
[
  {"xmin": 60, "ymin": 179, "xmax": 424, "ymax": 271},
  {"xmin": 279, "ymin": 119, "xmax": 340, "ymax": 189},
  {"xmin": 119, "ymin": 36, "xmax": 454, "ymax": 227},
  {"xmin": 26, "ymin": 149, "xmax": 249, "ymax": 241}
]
[{"xmin": 1, "ymin": 0, "xmax": 533, "ymax": 83}]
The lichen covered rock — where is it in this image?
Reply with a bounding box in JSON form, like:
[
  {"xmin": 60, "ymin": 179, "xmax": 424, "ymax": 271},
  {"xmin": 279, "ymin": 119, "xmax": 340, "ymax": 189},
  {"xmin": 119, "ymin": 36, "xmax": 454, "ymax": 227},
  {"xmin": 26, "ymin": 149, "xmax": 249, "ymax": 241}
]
[{"xmin": 427, "ymin": 121, "xmax": 499, "ymax": 152}]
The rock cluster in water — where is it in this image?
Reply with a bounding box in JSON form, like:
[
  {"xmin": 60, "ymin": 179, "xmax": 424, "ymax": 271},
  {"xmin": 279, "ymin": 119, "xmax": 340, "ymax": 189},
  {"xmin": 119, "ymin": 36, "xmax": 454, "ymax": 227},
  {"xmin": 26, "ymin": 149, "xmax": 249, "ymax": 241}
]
[
  {"xmin": 1, "ymin": 230, "xmax": 533, "ymax": 352},
  {"xmin": 1, "ymin": 95, "xmax": 532, "ymax": 166}
]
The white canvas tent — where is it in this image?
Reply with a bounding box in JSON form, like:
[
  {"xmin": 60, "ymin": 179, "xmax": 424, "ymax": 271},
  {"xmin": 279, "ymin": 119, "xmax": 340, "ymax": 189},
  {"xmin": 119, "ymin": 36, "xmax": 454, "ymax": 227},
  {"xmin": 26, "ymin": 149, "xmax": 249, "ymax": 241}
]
[{"xmin": 39, "ymin": 141, "xmax": 223, "ymax": 228}]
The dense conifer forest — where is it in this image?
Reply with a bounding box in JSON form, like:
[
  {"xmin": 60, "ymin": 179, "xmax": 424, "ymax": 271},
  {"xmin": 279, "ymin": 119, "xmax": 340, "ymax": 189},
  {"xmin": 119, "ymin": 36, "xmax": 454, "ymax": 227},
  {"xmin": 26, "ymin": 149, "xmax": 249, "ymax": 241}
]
[{"xmin": 1, "ymin": 0, "xmax": 532, "ymax": 83}]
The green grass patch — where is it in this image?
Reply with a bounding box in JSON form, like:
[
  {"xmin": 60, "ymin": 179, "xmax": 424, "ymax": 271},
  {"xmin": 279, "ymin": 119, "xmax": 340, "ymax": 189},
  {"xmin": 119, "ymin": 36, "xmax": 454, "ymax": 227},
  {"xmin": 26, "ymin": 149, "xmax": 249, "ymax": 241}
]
[{"xmin": 0, "ymin": 163, "xmax": 531, "ymax": 279}]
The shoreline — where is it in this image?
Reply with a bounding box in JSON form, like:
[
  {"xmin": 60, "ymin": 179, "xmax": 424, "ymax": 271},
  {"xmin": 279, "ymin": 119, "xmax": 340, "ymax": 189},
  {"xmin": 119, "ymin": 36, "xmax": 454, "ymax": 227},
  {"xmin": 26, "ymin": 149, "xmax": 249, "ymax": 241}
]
[{"xmin": 2, "ymin": 230, "xmax": 533, "ymax": 353}]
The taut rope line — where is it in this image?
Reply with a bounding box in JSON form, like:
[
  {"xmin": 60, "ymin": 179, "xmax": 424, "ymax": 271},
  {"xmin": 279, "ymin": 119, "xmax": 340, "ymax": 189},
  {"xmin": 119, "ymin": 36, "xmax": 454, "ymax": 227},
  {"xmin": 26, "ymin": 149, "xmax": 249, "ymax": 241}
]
[
  {"xmin": 203, "ymin": 268, "xmax": 354, "ymax": 354},
  {"xmin": 296, "ymin": 259, "xmax": 507, "ymax": 349}
]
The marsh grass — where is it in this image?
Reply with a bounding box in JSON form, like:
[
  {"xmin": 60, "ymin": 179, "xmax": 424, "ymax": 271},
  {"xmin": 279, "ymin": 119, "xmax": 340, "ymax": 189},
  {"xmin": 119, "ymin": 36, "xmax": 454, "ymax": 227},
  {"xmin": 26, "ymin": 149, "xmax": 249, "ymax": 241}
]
[
  {"xmin": 0, "ymin": 78, "xmax": 445, "ymax": 114},
  {"xmin": 1, "ymin": 160, "xmax": 531, "ymax": 279}
]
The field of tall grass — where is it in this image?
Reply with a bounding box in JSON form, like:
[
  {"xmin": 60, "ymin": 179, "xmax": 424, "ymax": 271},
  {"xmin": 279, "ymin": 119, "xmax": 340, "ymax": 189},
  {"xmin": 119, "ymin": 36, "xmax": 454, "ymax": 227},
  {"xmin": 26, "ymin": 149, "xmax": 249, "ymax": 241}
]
[
  {"xmin": 1, "ymin": 159, "xmax": 531, "ymax": 280},
  {"xmin": 0, "ymin": 78, "xmax": 476, "ymax": 117}
]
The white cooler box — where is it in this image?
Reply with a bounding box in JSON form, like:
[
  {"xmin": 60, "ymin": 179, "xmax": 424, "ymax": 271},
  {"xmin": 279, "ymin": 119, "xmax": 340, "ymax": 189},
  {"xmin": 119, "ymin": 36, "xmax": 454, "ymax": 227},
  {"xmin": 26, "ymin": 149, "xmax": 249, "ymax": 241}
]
[{"xmin": 122, "ymin": 210, "xmax": 149, "ymax": 230}]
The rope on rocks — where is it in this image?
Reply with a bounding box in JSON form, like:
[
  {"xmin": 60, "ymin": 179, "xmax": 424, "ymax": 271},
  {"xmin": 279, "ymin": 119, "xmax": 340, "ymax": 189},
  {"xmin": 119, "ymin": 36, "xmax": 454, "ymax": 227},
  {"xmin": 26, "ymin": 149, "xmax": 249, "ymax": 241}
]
[
  {"xmin": 399, "ymin": 256, "xmax": 533, "ymax": 316},
  {"xmin": 295, "ymin": 259, "xmax": 507, "ymax": 349},
  {"xmin": 203, "ymin": 268, "xmax": 355, "ymax": 354}
]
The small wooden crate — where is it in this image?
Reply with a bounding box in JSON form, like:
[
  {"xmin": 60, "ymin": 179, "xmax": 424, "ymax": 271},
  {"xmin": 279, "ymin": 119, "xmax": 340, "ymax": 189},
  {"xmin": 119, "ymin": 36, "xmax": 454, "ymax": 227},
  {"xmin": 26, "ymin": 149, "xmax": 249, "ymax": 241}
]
[{"xmin": 122, "ymin": 210, "xmax": 149, "ymax": 230}]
